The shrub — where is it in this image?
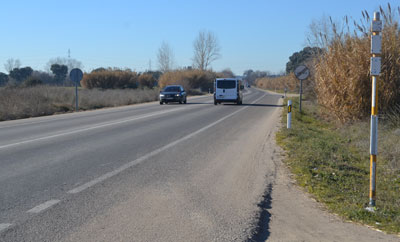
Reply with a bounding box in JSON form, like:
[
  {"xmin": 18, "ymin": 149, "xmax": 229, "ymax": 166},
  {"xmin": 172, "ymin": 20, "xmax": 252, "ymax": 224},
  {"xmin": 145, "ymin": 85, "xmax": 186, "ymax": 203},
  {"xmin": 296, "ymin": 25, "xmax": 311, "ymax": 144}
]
[
  {"xmin": 255, "ymin": 73, "xmax": 298, "ymax": 92},
  {"xmin": 81, "ymin": 69, "xmax": 139, "ymax": 89},
  {"xmin": 23, "ymin": 76, "xmax": 43, "ymax": 87},
  {"xmin": 158, "ymin": 69, "xmax": 215, "ymax": 92},
  {"xmin": 138, "ymin": 73, "xmax": 155, "ymax": 89}
]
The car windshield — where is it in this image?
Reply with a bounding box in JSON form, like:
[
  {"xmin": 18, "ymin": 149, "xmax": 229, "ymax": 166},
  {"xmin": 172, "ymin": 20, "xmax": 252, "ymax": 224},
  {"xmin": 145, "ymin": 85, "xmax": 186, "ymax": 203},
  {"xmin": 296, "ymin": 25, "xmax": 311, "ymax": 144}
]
[
  {"xmin": 164, "ymin": 86, "xmax": 180, "ymax": 92},
  {"xmin": 217, "ymin": 80, "xmax": 236, "ymax": 89}
]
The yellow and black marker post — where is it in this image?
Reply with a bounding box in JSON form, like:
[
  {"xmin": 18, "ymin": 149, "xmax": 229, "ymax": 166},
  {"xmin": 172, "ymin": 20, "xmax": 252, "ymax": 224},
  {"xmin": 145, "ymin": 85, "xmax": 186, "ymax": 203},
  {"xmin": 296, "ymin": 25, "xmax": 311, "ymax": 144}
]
[
  {"xmin": 368, "ymin": 12, "xmax": 382, "ymax": 210},
  {"xmin": 287, "ymin": 100, "xmax": 292, "ymax": 129}
]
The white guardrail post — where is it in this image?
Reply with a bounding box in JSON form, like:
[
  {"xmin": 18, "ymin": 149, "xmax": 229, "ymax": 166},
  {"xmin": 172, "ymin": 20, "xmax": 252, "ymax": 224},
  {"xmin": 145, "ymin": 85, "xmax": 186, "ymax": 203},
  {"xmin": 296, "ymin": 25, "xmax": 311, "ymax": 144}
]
[{"xmin": 287, "ymin": 100, "xmax": 292, "ymax": 129}]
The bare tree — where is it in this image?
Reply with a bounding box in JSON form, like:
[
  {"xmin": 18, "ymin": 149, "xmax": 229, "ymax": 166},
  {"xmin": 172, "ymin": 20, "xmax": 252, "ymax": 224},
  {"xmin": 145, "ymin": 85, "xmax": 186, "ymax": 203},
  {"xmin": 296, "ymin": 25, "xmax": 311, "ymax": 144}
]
[
  {"xmin": 192, "ymin": 31, "xmax": 221, "ymax": 70},
  {"xmin": 4, "ymin": 58, "xmax": 21, "ymax": 73},
  {"xmin": 157, "ymin": 41, "xmax": 174, "ymax": 73}
]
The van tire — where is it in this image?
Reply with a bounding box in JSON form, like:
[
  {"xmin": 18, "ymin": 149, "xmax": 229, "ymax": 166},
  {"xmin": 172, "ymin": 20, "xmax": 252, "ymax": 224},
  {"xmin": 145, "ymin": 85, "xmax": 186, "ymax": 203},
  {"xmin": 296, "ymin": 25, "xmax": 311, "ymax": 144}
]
[
  {"xmin": 160, "ymin": 101, "xmax": 163, "ymax": 105},
  {"xmin": 214, "ymin": 100, "xmax": 217, "ymax": 105}
]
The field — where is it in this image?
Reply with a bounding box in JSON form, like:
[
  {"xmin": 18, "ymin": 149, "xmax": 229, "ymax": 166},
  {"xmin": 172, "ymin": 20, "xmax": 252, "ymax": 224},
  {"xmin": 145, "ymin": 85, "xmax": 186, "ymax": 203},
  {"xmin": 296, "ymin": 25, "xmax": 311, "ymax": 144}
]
[{"xmin": 0, "ymin": 86, "xmax": 160, "ymax": 121}]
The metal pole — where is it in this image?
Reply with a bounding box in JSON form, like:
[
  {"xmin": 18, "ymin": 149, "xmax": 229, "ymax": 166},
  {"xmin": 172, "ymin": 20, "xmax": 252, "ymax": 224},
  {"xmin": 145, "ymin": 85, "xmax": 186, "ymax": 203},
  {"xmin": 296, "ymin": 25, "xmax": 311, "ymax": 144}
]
[
  {"xmin": 75, "ymin": 82, "xmax": 78, "ymax": 112},
  {"xmin": 299, "ymin": 80, "xmax": 303, "ymax": 113},
  {"xmin": 368, "ymin": 12, "xmax": 382, "ymax": 210},
  {"xmin": 287, "ymin": 100, "xmax": 292, "ymax": 129}
]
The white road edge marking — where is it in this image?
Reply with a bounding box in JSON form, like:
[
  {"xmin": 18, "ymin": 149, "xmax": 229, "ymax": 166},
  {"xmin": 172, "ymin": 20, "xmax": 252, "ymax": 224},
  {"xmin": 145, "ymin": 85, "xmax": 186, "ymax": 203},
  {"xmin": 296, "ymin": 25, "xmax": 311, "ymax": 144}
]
[
  {"xmin": 0, "ymin": 223, "xmax": 12, "ymax": 232},
  {"xmin": 27, "ymin": 199, "xmax": 60, "ymax": 213},
  {"xmin": 0, "ymin": 108, "xmax": 185, "ymax": 150},
  {"xmin": 68, "ymin": 93, "xmax": 267, "ymax": 194}
]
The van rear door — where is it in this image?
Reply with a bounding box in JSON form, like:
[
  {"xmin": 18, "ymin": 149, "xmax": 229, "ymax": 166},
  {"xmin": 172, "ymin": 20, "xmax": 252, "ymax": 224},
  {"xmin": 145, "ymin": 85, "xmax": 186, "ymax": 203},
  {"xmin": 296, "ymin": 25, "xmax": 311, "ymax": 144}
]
[{"xmin": 216, "ymin": 80, "xmax": 237, "ymax": 100}]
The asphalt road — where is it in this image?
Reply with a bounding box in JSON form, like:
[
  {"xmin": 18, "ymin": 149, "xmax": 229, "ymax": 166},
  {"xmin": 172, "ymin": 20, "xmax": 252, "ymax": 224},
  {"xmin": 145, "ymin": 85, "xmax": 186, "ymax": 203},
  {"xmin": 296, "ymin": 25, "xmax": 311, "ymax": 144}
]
[{"xmin": 0, "ymin": 88, "xmax": 284, "ymax": 241}]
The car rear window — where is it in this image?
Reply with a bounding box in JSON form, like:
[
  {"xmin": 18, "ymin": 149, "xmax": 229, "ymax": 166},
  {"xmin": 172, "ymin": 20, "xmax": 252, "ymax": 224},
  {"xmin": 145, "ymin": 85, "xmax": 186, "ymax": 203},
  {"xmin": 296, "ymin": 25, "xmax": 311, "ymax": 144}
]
[
  {"xmin": 217, "ymin": 80, "xmax": 236, "ymax": 89},
  {"xmin": 164, "ymin": 86, "xmax": 180, "ymax": 92}
]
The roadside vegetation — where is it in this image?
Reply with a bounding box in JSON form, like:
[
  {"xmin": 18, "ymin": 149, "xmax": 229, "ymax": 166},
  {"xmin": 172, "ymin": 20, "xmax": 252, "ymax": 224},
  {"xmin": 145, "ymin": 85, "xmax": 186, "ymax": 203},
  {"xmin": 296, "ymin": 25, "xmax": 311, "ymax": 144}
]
[
  {"xmin": 277, "ymin": 99, "xmax": 400, "ymax": 234},
  {"xmin": 0, "ymin": 29, "xmax": 233, "ymax": 121},
  {"xmin": 0, "ymin": 86, "xmax": 159, "ymax": 121},
  {"xmin": 255, "ymin": 73, "xmax": 298, "ymax": 93},
  {"xmin": 270, "ymin": 3, "xmax": 400, "ymax": 234}
]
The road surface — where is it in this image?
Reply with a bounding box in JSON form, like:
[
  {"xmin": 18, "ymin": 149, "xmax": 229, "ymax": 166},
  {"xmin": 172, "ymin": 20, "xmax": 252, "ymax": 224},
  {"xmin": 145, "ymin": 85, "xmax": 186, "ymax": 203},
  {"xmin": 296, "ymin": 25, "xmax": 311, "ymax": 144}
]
[{"xmin": 0, "ymin": 88, "xmax": 398, "ymax": 241}]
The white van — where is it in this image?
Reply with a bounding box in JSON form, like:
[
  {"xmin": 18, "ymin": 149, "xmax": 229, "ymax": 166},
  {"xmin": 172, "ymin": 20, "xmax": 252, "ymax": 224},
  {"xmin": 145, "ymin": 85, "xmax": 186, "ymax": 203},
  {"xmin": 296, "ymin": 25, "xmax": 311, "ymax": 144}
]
[{"xmin": 214, "ymin": 78, "xmax": 244, "ymax": 105}]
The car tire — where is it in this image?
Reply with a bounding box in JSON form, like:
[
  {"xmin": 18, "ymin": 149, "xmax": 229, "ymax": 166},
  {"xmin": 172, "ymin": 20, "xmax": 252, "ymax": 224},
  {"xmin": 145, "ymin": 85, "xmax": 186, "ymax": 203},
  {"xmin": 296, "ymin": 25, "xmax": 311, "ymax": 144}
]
[
  {"xmin": 214, "ymin": 100, "xmax": 217, "ymax": 105},
  {"xmin": 160, "ymin": 101, "xmax": 163, "ymax": 105},
  {"xmin": 183, "ymin": 98, "xmax": 187, "ymax": 104}
]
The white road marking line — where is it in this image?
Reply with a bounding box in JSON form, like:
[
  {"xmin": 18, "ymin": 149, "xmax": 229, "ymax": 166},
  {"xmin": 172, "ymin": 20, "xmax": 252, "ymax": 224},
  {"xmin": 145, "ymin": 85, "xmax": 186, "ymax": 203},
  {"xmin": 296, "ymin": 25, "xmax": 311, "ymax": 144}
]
[
  {"xmin": 0, "ymin": 95, "xmax": 211, "ymax": 130},
  {"xmin": 0, "ymin": 223, "xmax": 12, "ymax": 232},
  {"xmin": 0, "ymin": 108, "xmax": 185, "ymax": 150},
  {"xmin": 68, "ymin": 93, "xmax": 267, "ymax": 194},
  {"xmin": 27, "ymin": 199, "xmax": 60, "ymax": 213}
]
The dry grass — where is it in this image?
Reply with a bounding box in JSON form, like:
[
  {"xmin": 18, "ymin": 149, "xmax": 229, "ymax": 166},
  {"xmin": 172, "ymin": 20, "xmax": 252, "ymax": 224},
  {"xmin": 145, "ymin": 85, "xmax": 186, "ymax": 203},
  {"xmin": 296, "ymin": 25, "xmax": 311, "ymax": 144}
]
[
  {"xmin": 314, "ymin": 4, "xmax": 400, "ymax": 122},
  {"xmin": 0, "ymin": 86, "xmax": 159, "ymax": 121},
  {"xmin": 255, "ymin": 73, "xmax": 298, "ymax": 92}
]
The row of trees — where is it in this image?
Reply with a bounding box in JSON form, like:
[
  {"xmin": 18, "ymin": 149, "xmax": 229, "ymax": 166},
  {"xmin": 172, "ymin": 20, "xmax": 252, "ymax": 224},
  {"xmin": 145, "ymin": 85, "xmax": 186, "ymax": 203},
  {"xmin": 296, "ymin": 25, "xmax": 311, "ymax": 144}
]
[{"xmin": 0, "ymin": 57, "xmax": 84, "ymax": 87}]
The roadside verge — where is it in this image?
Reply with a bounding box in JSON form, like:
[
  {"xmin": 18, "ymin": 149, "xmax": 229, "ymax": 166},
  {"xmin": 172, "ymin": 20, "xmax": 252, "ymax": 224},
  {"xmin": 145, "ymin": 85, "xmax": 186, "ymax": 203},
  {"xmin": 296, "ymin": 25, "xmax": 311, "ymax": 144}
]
[{"xmin": 275, "ymin": 98, "xmax": 400, "ymax": 235}]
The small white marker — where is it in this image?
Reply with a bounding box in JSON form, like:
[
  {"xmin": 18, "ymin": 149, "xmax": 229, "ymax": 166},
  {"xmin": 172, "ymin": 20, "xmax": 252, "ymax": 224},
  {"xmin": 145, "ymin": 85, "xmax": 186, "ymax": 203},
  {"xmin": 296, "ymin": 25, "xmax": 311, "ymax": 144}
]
[
  {"xmin": 0, "ymin": 223, "xmax": 12, "ymax": 232},
  {"xmin": 27, "ymin": 199, "xmax": 60, "ymax": 213}
]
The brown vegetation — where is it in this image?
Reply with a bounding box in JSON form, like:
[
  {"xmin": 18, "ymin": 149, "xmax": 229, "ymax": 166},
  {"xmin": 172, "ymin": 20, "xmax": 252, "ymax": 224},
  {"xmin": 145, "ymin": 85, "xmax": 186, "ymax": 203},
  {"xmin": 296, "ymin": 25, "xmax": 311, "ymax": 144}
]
[
  {"xmin": 255, "ymin": 73, "xmax": 298, "ymax": 92},
  {"xmin": 81, "ymin": 69, "xmax": 140, "ymax": 89},
  {"xmin": 0, "ymin": 86, "xmax": 159, "ymax": 121},
  {"xmin": 313, "ymin": 5, "xmax": 400, "ymax": 122},
  {"xmin": 158, "ymin": 69, "xmax": 216, "ymax": 92}
]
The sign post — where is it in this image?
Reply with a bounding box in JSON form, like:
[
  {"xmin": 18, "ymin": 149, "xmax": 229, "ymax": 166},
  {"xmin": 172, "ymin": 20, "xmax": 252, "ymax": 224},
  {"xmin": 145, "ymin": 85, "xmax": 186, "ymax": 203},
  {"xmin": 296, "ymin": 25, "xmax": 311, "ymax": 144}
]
[
  {"xmin": 367, "ymin": 12, "xmax": 382, "ymax": 211},
  {"xmin": 294, "ymin": 65, "xmax": 310, "ymax": 113},
  {"xmin": 69, "ymin": 68, "xmax": 83, "ymax": 112}
]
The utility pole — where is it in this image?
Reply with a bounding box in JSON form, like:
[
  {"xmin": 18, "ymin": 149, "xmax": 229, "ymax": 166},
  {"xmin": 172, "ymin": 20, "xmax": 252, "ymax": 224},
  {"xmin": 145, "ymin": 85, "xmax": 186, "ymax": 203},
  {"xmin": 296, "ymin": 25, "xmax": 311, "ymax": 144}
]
[
  {"xmin": 148, "ymin": 59, "xmax": 152, "ymax": 71},
  {"xmin": 367, "ymin": 11, "xmax": 382, "ymax": 211}
]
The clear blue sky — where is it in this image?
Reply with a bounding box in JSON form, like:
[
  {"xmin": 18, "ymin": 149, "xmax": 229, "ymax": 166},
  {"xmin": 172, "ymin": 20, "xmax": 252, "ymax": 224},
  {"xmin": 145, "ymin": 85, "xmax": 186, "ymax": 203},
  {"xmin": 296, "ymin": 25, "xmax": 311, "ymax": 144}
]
[{"xmin": 0, "ymin": 0, "xmax": 396, "ymax": 75}]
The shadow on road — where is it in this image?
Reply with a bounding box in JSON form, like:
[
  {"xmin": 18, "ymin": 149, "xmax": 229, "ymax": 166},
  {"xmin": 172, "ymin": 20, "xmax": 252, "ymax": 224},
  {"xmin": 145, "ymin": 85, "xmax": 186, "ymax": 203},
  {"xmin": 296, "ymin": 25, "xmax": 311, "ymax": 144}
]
[{"xmin": 247, "ymin": 183, "xmax": 272, "ymax": 242}]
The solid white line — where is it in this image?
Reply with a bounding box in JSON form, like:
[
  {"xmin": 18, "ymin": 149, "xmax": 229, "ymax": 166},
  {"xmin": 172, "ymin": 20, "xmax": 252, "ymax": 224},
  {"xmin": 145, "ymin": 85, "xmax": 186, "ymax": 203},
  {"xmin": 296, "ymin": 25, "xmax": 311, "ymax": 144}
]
[
  {"xmin": 68, "ymin": 92, "xmax": 267, "ymax": 194},
  {"xmin": 0, "ymin": 223, "xmax": 12, "ymax": 232},
  {"xmin": 26, "ymin": 199, "xmax": 60, "ymax": 213},
  {"xmin": 0, "ymin": 108, "xmax": 185, "ymax": 150}
]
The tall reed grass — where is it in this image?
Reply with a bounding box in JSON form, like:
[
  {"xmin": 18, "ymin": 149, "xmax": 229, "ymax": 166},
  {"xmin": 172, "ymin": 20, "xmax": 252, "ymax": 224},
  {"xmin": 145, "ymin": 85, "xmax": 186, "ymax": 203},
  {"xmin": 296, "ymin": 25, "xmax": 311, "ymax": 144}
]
[
  {"xmin": 255, "ymin": 73, "xmax": 298, "ymax": 92},
  {"xmin": 314, "ymin": 4, "xmax": 400, "ymax": 122}
]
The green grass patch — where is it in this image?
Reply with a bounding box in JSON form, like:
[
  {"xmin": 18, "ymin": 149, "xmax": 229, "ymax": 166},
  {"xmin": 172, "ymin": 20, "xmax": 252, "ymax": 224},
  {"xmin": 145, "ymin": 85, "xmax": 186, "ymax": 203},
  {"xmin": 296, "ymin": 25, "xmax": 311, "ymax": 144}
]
[{"xmin": 276, "ymin": 99, "xmax": 400, "ymax": 234}]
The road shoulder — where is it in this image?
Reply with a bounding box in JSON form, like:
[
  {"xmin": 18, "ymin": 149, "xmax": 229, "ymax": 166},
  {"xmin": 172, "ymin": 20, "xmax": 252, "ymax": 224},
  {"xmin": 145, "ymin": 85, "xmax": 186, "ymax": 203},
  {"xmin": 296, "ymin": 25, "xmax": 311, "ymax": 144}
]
[{"xmin": 266, "ymin": 119, "xmax": 400, "ymax": 241}]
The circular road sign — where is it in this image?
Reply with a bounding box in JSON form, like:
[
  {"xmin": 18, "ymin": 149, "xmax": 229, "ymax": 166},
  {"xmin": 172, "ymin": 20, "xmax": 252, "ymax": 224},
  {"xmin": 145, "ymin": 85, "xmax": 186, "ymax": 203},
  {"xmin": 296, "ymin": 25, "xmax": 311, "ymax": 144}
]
[
  {"xmin": 70, "ymin": 68, "xmax": 83, "ymax": 83},
  {"xmin": 294, "ymin": 65, "xmax": 310, "ymax": 80}
]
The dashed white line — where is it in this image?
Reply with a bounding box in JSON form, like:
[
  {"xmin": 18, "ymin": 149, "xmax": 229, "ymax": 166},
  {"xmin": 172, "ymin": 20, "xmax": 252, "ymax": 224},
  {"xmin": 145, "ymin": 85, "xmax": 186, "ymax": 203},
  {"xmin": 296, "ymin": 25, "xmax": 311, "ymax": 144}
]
[
  {"xmin": 68, "ymin": 93, "xmax": 267, "ymax": 194},
  {"xmin": 0, "ymin": 223, "xmax": 12, "ymax": 232},
  {"xmin": 27, "ymin": 199, "xmax": 60, "ymax": 214}
]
